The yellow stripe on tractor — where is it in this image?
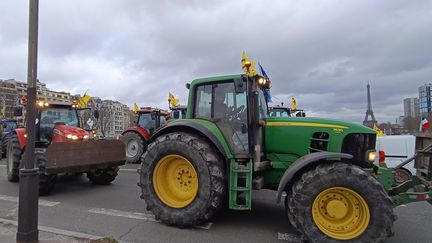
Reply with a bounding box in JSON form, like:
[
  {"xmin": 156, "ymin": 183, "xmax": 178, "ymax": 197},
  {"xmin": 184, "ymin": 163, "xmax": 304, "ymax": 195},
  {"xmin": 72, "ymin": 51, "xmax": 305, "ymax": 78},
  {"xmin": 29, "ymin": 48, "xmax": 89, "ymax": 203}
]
[{"xmin": 266, "ymin": 121, "xmax": 348, "ymax": 129}]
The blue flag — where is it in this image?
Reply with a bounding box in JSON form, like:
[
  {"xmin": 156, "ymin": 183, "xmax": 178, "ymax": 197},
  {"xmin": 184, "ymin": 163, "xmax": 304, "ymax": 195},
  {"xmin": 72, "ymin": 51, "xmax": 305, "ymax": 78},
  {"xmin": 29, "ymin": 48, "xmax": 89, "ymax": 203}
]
[{"xmin": 258, "ymin": 63, "xmax": 272, "ymax": 103}]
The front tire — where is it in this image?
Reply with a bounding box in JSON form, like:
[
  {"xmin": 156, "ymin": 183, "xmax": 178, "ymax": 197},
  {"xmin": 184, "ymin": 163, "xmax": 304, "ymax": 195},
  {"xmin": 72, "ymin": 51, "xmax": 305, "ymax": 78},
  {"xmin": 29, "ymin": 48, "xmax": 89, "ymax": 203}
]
[
  {"xmin": 287, "ymin": 162, "xmax": 395, "ymax": 243},
  {"xmin": 122, "ymin": 132, "xmax": 145, "ymax": 164},
  {"xmin": 139, "ymin": 132, "xmax": 226, "ymax": 227},
  {"xmin": 1, "ymin": 136, "xmax": 9, "ymax": 158},
  {"xmin": 87, "ymin": 167, "xmax": 119, "ymax": 185},
  {"xmin": 6, "ymin": 135, "xmax": 21, "ymax": 182},
  {"xmin": 35, "ymin": 151, "xmax": 57, "ymax": 195}
]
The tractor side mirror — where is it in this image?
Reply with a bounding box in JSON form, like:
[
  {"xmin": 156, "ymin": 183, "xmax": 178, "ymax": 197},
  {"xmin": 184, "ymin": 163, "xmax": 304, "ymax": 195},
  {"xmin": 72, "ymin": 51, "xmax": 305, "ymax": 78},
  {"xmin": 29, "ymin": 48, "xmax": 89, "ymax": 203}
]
[
  {"xmin": 186, "ymin": 83, "xmax": 191, "ymax": 90},
  {"xmin": 93, "ymin": 110, "xmax": 100, "ymax": 119}
]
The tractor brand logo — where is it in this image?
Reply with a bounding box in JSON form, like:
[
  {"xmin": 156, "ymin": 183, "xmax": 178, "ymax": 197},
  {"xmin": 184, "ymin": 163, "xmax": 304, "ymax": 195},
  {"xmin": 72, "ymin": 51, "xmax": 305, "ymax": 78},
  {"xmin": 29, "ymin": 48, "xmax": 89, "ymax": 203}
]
[
  {"xmin": 333, "ymin": 128, "xmax": 344, "ymax": 133},
  {"xmin": 266, "ymin": 121, "xmax": 348, "ymax": 131}
]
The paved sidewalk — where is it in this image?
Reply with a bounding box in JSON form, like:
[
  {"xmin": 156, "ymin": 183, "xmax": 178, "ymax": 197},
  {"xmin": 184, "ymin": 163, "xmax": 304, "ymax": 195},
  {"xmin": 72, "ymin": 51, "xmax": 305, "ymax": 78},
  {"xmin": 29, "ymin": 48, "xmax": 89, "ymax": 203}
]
[{"xmin": 0, "ymin": 218, "xmax": 102, "ymax": 243}]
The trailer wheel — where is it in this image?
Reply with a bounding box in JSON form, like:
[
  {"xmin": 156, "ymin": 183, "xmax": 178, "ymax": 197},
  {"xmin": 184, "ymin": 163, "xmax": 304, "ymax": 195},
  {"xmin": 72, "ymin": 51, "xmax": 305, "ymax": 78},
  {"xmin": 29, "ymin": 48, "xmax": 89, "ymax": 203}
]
[
  {"xmin": 87, "ymin": 167, "xmax": 119, "ymax": 185},
  {"xmin": 122, "ymin": 132, "xmax": 145, "ymax": 164},
  {"xmin": 6, "ymin": 135, "xmax": 21, "ymax": 182},
  {"xmin": 139, "ymin": 132, "xmax": 226, "ymax": 227},
  {"xmin": 287, "ymin": 162, "xmax": 395, "ymax": 243},
  {"xmin": 36, "ymin": 151, "xmax": 57, "ymax": 195}
]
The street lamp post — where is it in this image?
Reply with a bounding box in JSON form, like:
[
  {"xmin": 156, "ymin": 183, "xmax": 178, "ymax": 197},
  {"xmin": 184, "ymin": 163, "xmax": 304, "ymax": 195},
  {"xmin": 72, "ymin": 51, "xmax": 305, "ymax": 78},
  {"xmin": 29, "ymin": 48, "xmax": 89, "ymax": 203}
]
[{"xmin": 16, "ymin": 0, "xmax": 40, "ymax": 241}]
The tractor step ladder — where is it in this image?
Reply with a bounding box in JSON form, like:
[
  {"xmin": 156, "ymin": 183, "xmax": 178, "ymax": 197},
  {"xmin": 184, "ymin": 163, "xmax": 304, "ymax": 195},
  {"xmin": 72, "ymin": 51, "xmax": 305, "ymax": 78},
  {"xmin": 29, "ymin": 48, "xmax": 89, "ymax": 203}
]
[{"xmin": 229, "ymin": 160, "xmax": 252, "ymax": 210}]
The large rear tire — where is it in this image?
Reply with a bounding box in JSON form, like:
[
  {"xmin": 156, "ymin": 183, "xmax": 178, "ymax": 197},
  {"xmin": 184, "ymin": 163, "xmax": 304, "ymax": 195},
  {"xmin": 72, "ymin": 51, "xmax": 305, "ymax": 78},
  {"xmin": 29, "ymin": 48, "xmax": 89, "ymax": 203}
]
[
  {"xmin": 122, "ymin": 132, "xmax": 145, "ymax": 164},
  {"xmin": 87, "ymin": 167, "xmax": 119, "ymax": 185},
  {"xmin": 6, "ymin": 135, "xmax": 21, "ymax": 182},
  {"xmin": 287, "ymin": 162, "xmax": 395, "ymax": 243},
  {"xmin": 35, "ymin": 151, "xmax": 57, "ymax": 195},
  {"xmin": 139, "ymin": 132, "xmax": 226, "ymax": 227}
]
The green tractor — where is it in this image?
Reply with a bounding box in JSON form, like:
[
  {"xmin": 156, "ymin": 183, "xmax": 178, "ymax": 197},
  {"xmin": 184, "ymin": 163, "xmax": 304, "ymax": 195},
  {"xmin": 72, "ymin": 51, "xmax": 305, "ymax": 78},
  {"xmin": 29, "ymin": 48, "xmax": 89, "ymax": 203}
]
[{"xmin": 138, "ymin": 64, "xmax": 431, "ymax": 242}]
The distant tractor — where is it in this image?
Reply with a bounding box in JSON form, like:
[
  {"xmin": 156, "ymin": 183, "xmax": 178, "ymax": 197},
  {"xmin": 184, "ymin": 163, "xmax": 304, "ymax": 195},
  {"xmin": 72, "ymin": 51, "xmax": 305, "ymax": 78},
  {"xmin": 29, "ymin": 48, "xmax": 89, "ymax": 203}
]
[
  {"xmin": 121, "ymin": 107, "xmax": 169, "ymax": 163},
  {"xmin": 138, "ymin": 67, "xmax": 431, "ymax": 242},
  {"xmin": 269, "ymin": 106, "xmax": 305, "ymax": 117},
  {"xmin": 1, "ymin": 119, "xmax": 18, "ymax": 158},
  {"xmin": 6, "ymin": 101, "xmax": 125, "ymax": 195},
  {"xmin": 170, "ymin": 105, "xmax": 187, "ymax": 120}
]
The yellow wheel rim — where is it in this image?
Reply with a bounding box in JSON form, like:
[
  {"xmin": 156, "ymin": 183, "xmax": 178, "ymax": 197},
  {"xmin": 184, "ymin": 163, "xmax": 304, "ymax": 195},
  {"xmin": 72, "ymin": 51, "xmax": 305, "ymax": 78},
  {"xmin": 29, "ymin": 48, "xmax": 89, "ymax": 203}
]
[
  {"xmin": 153, "ymin": 155, "xmax": 199, "ymax": 208},
  {"xmin": 312, "ymin": 187, "xmax": 370, "ymax": 240}
]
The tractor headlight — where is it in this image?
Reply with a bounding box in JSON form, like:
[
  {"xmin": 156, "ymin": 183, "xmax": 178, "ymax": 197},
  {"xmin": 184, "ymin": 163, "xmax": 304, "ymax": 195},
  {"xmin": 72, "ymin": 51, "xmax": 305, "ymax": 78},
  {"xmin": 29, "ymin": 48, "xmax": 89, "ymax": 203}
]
[
  {"xmin": 71, "ymin": 135, "xmax": 78, "ymax": 140},
  {"xmin": 366, "ymin": 150, "xmax": 377, "ymax": 162},
  {"xmin": 66, "ymin": 134, "xmax": 72, "ymax": 139},
  {"xmin": 257, "ymin": 77, "xmax": 267, "ymax": 86},
  {"xmin": 83, "ymin": 135, "xmax": 89, "ymax": 139}
]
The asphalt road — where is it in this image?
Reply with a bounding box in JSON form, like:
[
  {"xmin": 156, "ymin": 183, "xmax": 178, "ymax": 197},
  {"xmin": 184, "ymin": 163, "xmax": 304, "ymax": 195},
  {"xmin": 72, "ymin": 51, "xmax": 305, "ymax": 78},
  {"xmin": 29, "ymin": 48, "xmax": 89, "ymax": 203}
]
[{"xmin": 0, "ymin": 158, "xmax": 431, "ymax": 243}]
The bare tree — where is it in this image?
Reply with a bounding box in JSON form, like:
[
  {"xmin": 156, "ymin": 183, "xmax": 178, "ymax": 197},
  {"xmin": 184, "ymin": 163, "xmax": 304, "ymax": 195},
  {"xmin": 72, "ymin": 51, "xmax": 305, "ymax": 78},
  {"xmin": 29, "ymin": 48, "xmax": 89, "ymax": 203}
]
[{"xmin": 98, "ymin": 105, "xmax": 112, "ymax": 137}]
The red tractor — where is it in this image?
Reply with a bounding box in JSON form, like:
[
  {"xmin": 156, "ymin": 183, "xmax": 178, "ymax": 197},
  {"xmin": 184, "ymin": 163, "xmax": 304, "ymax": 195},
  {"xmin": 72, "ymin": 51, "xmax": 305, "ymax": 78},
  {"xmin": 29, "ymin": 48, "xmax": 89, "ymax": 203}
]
[
  {"xmin": 121, "ymin": 107, "xmax": 169, "ymax": 163},
  {"xmin": 6, "ymin": 101, "xmax": 125, "ymax": 195}
]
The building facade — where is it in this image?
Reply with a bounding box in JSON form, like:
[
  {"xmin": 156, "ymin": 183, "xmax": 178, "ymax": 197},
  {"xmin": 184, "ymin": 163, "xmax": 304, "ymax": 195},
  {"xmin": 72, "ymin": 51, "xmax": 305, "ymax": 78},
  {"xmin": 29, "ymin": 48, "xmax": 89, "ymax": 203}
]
[
  {"xmin": 0, "ymin": 80, "xmax": 18, "ymax": 119},
  {"xmin": 100, "ymin": 100, "xmax": 132, "ymax": 138},
  {"xmin": 419, "ymin": 84, "xmax": 432, "ymax": 116},
  {"xmin": 404, "ymin": 97, "xmax": 419, "ymax": 118}
]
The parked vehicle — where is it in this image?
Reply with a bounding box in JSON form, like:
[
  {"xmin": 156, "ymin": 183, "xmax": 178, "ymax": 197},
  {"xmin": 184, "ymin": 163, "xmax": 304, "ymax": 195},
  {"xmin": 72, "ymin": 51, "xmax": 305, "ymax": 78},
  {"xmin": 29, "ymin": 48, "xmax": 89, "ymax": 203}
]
[
  {"xmin": 121, "ymin": 107, "xmax": 169, "ymax": 163},
  {"xmin": 6, "ymin": 101, "xmax": 125, "ymax": 195},
  {"xmin": 137, "ymin": 59, "xmax": 431, "ymax": 242},
  {"xmin": 1, "ymin": 119, "xmax": 17, "ymax": 158},
  {"xmin": 375, "ymin": 135, "xmax": 416, "ymax": 184}
]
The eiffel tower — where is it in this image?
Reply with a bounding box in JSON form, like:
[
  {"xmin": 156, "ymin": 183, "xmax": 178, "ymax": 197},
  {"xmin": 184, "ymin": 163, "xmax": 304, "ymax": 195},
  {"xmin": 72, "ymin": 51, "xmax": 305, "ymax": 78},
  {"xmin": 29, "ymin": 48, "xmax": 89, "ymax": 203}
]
[{"xmin": 363, "ymin": 82, "xmax": 377, "ymax": 128}]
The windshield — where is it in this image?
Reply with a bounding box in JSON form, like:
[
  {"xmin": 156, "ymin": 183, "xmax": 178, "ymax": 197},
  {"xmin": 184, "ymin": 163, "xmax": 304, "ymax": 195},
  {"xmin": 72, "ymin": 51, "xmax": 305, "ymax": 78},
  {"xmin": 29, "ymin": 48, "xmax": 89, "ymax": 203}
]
[
  {"xmin": 40, "ymin": 108, "xmax": 79, "ymax": 127},
  {"xmin": 270, "ymin": 108, "xmax": 290, "ymax": 117},
  {"xmin": 6, "ymin": 122, "xmax": 17, "ymax": 130}
]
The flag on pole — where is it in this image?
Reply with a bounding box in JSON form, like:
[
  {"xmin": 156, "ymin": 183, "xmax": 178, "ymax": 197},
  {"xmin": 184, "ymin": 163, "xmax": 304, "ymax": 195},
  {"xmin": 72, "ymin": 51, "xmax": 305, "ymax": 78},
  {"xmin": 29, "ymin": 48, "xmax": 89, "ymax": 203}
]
[
  {"xmin": 168, "ymin": 92, "xmax": 179, "ymax": 107},
  {"xmin": 258, "ymin": 63, "xmax": 272, "ymax": 103},
  {"xmin": 133, "ymin": 103, "xmax": 139, "ymax": 113},
  {"xmin": 291, "ymin": 96, "xmax": 297, "ymax": 110},
  {"xmin": 373, "ymin": 124, "xmax": 384, "ymax": 137},
  {"xmin": 78, "ymin": 91, "xmax": 91, "ymax": 108},
  {"xmin": 421, "ymin": 117, "xmax": 430, "ymax": 132},
  {"xmin": 241, "ymin": 51, "xmax": 256, "ymax": 77}
]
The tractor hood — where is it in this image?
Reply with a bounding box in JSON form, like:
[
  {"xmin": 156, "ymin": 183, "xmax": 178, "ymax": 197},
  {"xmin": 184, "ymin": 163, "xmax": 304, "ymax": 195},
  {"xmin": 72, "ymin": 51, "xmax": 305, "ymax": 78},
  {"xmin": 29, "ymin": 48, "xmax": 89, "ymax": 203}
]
[
  {"xmin": 264, "ymin": 116, "xmax": 377, "ymax": 163},
  {"xmin": 265, "ymin": 116, "xmax": 376, "ymax": 135},
  {"xmin": 55, "ymin": 124, "xmax": 89, "ymax": 137}
]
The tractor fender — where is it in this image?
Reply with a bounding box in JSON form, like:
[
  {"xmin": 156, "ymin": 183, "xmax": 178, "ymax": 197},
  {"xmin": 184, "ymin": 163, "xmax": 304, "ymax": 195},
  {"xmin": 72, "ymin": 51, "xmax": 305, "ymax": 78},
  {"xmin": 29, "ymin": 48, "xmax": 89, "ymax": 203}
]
[
  {"xmin": 13, "ymin": 128, "xmax": 27, "ymax": 150},
  {"xmin": 276, "ymin": 151, "xmax": 353, "ymax": 203},
  {"xmin": 149, "ymin": 120, "xmax": 230, "ymax": 159},
  {"xmin": 122, "ymin": 127, "xmax": 150, "ymax": 141}
]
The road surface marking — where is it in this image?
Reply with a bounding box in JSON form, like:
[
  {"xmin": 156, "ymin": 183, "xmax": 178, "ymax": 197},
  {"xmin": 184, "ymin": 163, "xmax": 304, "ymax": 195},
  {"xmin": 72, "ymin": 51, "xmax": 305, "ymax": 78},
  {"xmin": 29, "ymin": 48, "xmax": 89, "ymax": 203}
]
[
  {"xmin": 0, "ymin": 195, "xmax": 60, "ymax": 207},
  {"xmin": 0, "ymin": 165, "xmax": 6, "ymax": 167},
  {"xmin": 88, "ymin": 207, "xmax": 212, "ymax": 230}
]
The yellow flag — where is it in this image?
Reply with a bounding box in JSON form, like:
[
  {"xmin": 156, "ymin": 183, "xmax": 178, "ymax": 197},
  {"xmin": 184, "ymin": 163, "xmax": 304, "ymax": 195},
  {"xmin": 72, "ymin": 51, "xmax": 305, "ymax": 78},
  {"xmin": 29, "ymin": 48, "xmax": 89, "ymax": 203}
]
[
  {"xmin": 241, "ymin": 51, "xmax": 257, "ymax": 78},
  {"xmin": 291, "ymin": 96, "xmax": 297, "ymax": 110},
  {"xmin": 133, "ymin": 103, "xmax": 139, "ymax": 113},
  {"xmin": 373, "ymin": 124, "xmax": 384, "ymax": 137},
  {"xmin": 78, "ymin": 92, "xmax": 91, "ymax": 108},
  {"xmin": 168, "ymin": 92, "xmax": 179, "ymax": 107}
]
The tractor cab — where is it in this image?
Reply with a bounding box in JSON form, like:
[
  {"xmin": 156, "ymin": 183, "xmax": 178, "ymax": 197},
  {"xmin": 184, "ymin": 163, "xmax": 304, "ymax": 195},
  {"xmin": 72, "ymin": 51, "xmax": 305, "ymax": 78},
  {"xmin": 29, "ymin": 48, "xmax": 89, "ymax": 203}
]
[
  {"xmin": 269, "ymin": 106, "xmax": 306, "ymax": 117},
  {"xmin": 34, "ymin": 101, "xmax": 88, "ymax": 146},
  {"xmin": 170, "ymin": 105, "xmax": 187, "ymax": 120},
  {"xmin": 1, "ymin": 119, "xmax": 18, "ymax": 136},
  {"xmin": 136, "ymin": 107, "xmax": 169, "ymax": 134}
]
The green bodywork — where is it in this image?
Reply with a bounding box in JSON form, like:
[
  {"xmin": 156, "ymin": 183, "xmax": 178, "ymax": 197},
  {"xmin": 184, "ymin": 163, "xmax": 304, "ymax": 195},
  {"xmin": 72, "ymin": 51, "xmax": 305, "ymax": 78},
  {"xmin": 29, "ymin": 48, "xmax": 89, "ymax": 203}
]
[{"xmin": 158, "ymin": 74, "xmax": 431, "ymax": 209}]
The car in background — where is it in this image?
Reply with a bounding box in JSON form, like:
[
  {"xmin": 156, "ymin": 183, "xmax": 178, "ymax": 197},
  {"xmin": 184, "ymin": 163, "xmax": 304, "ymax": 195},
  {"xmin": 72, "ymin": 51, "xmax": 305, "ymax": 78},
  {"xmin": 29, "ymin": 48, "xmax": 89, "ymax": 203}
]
[{"xmin": 376, "ymin": 135, "xmax": 415, "ymax": 184}]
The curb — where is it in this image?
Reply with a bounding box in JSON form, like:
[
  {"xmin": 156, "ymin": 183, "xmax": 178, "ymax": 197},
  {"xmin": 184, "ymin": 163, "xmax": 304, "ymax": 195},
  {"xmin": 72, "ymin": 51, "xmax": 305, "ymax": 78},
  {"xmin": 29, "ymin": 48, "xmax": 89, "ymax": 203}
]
[{"xmin": 0, "ymin": 218, "xmax": 133, "ymax": 243}]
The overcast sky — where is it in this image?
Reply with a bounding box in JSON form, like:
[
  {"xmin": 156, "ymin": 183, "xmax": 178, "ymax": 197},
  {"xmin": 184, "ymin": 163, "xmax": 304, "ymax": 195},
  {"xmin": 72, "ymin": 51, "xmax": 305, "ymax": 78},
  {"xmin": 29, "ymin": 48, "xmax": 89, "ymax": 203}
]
[{"xmin": 0, "ymin": 0, "xmax": 431, "ymax": 124}]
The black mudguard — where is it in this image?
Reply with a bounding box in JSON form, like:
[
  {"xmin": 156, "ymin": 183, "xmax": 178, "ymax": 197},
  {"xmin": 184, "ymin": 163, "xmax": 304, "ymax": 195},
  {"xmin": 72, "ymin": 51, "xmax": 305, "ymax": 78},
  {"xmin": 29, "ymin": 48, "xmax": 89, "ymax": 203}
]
[{"xmin": 276, "ymin": 151, "xmax": 353, "ymax": 203}]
